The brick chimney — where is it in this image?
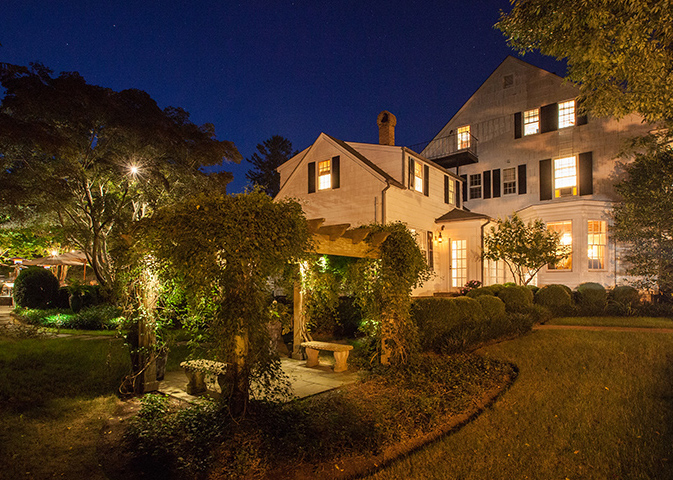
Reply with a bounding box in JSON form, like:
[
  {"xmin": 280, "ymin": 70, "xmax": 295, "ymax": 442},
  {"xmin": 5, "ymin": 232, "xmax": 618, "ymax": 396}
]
[{"xmin": 377, "ymin": 110, "xmax": 396, "ymax": 146}]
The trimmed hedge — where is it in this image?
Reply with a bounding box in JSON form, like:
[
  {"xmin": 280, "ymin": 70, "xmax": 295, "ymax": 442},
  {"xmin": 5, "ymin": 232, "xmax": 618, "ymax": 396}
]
[
  {"xmin": 575, "ymin": 282, "xmax": 607, "ymax": 315},
  {"xmin": 13, "ymin": 267, "xmax": 60, "ymax": 309},
  {"xmin": 610, "ymin": 285, "xmax": 640, "ymax": 308},
  {"xmin": 535, "ymin": 284, "xmax": 574, "ymax": 315},
  {"xmin": 475, "ymin": 295, "xmax": 506, "ymax": 321},
  {"xmin": 497, "ymin": 285, "xmax": 534, "ymax": 313},
  {"xmin": 466, "ymin": 286, "xmax": 497, "ymax": 298}
]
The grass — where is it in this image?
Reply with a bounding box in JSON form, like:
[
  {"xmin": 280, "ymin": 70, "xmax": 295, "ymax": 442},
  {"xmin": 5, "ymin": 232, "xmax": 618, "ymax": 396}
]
[
  {"xmin": 365, "ymin": 327, "xmax": 673, "ymax": 479},
  {"xmin": 0, "ymin": 336, "xmax": 131, "ymax": 479},
  {"xmin": 547, "ymin": 316, "xmax": 673, "ymax": 328}
]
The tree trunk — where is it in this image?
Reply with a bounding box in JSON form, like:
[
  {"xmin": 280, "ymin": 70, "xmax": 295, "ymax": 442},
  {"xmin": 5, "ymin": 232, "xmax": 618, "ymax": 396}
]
[{"xmin": 223, "ymin": 327, "xmax": 249, "ymax": 416}]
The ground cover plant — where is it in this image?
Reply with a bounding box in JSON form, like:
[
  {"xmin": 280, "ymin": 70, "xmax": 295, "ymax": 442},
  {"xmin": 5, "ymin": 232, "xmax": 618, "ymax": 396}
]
[
  {"xmin": 13, "ymin": 304, "xmax": 123, "ymax": 330},
  {"xmin": 123, "ymin": 353, "xmax": 516, "ymax": 479},
  {"xmin": 365, "ymin": 327, "xmax": 673, "ymax": 479}
]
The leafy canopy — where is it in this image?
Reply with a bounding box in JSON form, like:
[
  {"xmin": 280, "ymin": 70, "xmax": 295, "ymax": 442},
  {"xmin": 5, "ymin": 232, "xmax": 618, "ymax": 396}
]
[
  {"xmin": 497, "ymin": 0, "xmax": 673, "ymax": 122},
  {"xmin": 245, "ymin": 135, "xmax": 296, "ymax": 197},
  {"xmin": 612, "ymin": 135, "xmax": 673, "ymax": 295},
  {"xmin": 0, "ymin": 63, "xmax": 241, "ymax": 291},
  {"xmin": 483, "ymin": 213, "xmax": 565, "ymax": 285}
]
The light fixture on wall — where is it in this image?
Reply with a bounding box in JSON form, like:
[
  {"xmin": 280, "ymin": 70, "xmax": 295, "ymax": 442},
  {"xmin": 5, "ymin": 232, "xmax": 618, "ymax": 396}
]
[{"xmin": 435, "ymin": 225, "xmax": 445, "ymax": 243}]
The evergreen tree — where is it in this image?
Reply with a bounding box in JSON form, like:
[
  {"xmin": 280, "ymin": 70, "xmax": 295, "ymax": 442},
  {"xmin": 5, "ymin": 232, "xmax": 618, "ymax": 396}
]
[{"xmin": 245, "ymin": 135, "xmax": 295, "ymax": 197}]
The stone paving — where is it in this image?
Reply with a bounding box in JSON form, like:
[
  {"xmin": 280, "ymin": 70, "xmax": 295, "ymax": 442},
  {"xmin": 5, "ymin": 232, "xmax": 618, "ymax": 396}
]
[{"xmin": 160, "ymin": 355, "xmax": 361, "ymax": 403}]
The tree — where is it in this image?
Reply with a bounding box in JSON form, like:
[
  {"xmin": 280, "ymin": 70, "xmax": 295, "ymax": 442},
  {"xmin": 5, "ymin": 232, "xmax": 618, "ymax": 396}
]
[
  {"xmin": 496, "ymin": 0, "xmax": 673, "ymax": 122},
  {"xmin": 0, "ymin": 63, "xmax": 241, "ymax": 293},
  {"xmin": 142, "ymin": 190, "xmax": 310, "ymax": 415},
  {"xmin": 483, "ymin": 213, "xmax": 566, "ymax": 285},
  {"xmin": 612, "ymin": 135, "xmax": 673, "ymax": 297},
  {"xmin": 245, "ymin": 135, "xmax": 295, "ymax": 197}
]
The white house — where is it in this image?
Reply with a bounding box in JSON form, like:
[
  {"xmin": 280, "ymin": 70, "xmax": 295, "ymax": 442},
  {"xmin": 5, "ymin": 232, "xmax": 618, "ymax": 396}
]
[{"xmin": 276, "ymin": 57, "xmax": 653, "ymax": 294}]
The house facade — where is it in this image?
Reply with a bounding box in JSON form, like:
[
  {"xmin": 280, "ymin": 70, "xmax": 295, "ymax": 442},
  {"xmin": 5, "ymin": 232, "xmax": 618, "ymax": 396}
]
[{"xmin": 276, "ymin": 57, "xmax": 652, "ymax": 294}]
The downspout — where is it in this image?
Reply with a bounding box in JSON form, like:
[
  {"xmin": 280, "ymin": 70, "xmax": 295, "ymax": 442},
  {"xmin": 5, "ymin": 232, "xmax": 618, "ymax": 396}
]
[
  {"xmin": 480, "ymin": 219, "xmax": 488, "ymax": 286},
  {"xmin": 381, "ymin": 181, "xmax": 391, "ymax": 224}
]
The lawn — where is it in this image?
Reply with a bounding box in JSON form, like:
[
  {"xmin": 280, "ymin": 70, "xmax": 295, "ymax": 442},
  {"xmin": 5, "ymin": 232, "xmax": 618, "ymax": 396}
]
[
  {"xmin": 365, "ymin": 328, "xmax": 673, "ymax": 479},
  {"xmin": 547, "ymin": 316, "xmax": 673, "ymax": 329}
]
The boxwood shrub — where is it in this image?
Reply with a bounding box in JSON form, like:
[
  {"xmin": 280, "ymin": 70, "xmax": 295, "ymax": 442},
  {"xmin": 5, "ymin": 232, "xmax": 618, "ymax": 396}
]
[
  {"xmin": 535, "ymin": 284, "xmax": 574, "ymax": 316},
  {"xmin": 13, "ymin": 267, "xmax": 60, "ymax": 309},
  {"xmin": 466, "ymin": 286, "xmax": 497, "ymax": 298},
  {"xmin": 575, "ymin": 282, "xmax": 607, "ymax": 315},
  {"xmin": 497, "ymin": 285, "xmax": 534, "ymax": 313}
]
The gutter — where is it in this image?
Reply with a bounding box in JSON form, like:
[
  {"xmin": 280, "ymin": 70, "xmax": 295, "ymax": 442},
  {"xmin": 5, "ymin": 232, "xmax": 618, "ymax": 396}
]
[{"xmin": 381, "ymin": 181, "xmax": 391, "ymax": 224}]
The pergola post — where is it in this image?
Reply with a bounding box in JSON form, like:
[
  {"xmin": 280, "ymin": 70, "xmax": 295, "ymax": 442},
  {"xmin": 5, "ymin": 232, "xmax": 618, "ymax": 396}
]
[{"xmin": 292, "ymin": 280, "xmax": 304, "ymax": 360}]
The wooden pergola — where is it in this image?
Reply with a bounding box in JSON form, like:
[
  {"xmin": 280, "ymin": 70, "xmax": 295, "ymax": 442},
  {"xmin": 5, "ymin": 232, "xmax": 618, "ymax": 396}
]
[{"xmin": 292, "ymin": 218, "xmax": 389, "ymax": 359}]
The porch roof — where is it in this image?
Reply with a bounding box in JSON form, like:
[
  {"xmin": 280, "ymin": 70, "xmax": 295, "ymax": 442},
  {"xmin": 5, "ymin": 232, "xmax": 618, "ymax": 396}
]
[{"xmin": 435, "ymin": 208, "xmax": 490, "ymax": 223}]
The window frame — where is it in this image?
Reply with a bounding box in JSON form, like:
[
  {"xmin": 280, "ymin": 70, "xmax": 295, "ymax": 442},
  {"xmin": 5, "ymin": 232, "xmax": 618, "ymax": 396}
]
[
  {"xmin": 523, "ymin": 108, "xmax": 540, "ymax": 136},
  {"xmin": 457, "ymin": 125, "xmax": 471, "ymax": 150},
  {"xmin": 588, "ymin": 220, "xmax": 607, "ymax": 270},
  {"xmin": 469, "ymin": 173, "xmax": 482, "ymax": 200},
  {"xmin": 451, "ymin": 239, "xmax": 467, "ymax": 288},
  {"xmin": 558, "ymin": 100, "xmax": 576, "ymax": 129},
  {"xmin": 547, "ymin": 221, "xmax": 573, "ymax": 271},
  {"xmin": 412, "ymin": 160, "xmax": 424, "ymax": 193},
  {"xmin": 554, "ymin": 156, "xmax": 578, "ymax": 198},
  {"xmin": 317, "ymin": 159, "xmax": 332, "ymax": 191},
  {"xmin": 503, "ymin": 167, "xmax": 517, "ymax": 195}
]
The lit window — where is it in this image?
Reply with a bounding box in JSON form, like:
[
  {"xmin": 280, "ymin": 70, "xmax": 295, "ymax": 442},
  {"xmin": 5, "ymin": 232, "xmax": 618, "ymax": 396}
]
[
  {"xmin": 469, "ymin": 174, "xmax": 481, "ymax": 199},
  {"xmin": 554, "ymin": 156, "xmax": 577, "ymax": 197},
  {"xmin": 413, "ymin": 160, "xmax": 423, "ymax": 193},
  {"xmin": 457, "ymin": 125, "xmax": 471, "ymax": 150},
  {"xmin": 448, "ymin": 178, "xmax": 455, "ymax": 204},
  {"xmin": 503, "ymin": 167, "xmax": 516, "ymax": 195},
  {"xmin": 547, "ymin": 221, "xmax": 572, "ymax": 270},
  {"xmin": 451, "ymin": 239, "xmax": 467, "ymax": 287},
  {"xmin": 588, "ymin": 220, "xmax": 606, "ymax": 270},
  {"xmin": 318, "ymin": 159, "xmax": 331, "ymax": 190},
  {"xmin": 524, "ymin": 108, "xmax": 539, "ymax": 135},
  {"xmin": 559, "ymin": 100, "xmax": 575, "ymax": 129}
]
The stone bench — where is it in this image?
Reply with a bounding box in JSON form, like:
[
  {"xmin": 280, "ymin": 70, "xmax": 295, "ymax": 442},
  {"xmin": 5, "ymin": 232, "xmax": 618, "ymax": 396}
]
[
  {"xmin": 179, "ymin": 359, "xmax": 229, "ymax": 395},
  {"xmin": 300, "ymin": 341, "xmax": 353, "ymax": 373}
]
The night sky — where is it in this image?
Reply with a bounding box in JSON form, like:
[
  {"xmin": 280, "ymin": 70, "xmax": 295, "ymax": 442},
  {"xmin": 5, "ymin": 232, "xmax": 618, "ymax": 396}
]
[{"xmin": 2, "ymin": 0, "xmax": 565, "ymax": 193}]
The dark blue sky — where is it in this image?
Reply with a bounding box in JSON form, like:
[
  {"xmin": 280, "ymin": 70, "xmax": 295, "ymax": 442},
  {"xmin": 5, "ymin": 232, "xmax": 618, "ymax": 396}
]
[{"xmin": 2, "ymin": 0, "xmax": 564, "ymax": 193}]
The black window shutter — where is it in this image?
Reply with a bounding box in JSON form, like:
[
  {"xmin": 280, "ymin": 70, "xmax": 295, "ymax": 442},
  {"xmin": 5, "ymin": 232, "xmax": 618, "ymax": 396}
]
[
  {"xmin": 540, "ymin": 103, "xmax": 558, "ymax": 133},
  {"xmin": 576, "ymin": 98, "xmax": 588, "ymax": 125},
  {"xmin": 579, "ymin": 152, "xmax": 593, "ymax": 196},
  {"xmin": 331, "ymin": 156, "xmax": 340, "ymax": 189},
  {"xmin": 444, "ymin": 175, "xmax": 449, "ymax": 204},
  {"xmin": 492, "ymin": 169, "xmax": 501, "ymax": 198},
  {"xmin": 423, "ymin": 165, "xmax": 429, "ymax": 196},
  {"xmin": 518, "ymin": 164, "xmax": 527, "ymax": 194},
  {"xmin": 408, "ymin": 157, "xmax": 414, "ymax": 189},
  {"xmin": 483, "ymin": 170, "xmax": 492, "ymax": 199},
  {"xmin": 539, "ymin": 159, "xmax": 552, "ymax": 200},
  {"xmin": 308, "ymin": 162, "xmax": 316, "ymax": 193},
  {"xmin": 460, "ymin": 174, "xmax": 467, "ymax": 202},
  {"xmin": 455, "ymin": 180, "xmax": 461, "ymax": 208},
  {"xmin": 514, "ymin": 112, "xmax": 522, "ymax": 139}
]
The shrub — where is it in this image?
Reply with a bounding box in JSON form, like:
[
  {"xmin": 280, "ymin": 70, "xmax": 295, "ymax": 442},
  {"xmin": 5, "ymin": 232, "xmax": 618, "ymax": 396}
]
[
  {"xmin": 13, "ymin": 267, "xmax": 60, "ymax": 309},
  {"xmin": 610, "ymin": 285, "xmax": 640, "ymax": 308},
  {"xmin": 575, "ymin": 282, "xmax": 607, "ymax": 315},
  {"xmin": 412, "ymin": 297, "xmax": 484, "ymax": 353},
  {"xmin": 488, "ymin": 284, "xmax": 506, "ymax": 295},
  {"xmin": 460, "ymin": 280, "xmax": 482, "ymax": 296},
  {"xmin": 497, "ymin": 285, "xmax": 534, "ymax": 313},
  {"xmin": 55, "ymin": 287, "xmax": 71, "ymax": 309},
  {"xmin": 527, "ymin": 285, "xmax": 539, "ymax": 295},
  {"xmin": 475, "ymin": 295, "xmax": 506, "ymax": 321},
  {"xmin": 14, "ymin": 304, "xmax": 123, "ymax": 330},
  {"xmin": 466, "ymin": 286, "xmax": 497, "ymax": 298},
  {"xmin": 525, "ymin": 304, "xmax": 553, "ymax": 325},
  {"xmin": 535, "ymin": 284, "xmax": 573, "ymax": 316}
]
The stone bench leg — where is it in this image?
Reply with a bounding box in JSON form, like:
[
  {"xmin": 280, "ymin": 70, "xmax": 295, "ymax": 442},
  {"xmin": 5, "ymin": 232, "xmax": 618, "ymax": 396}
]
[
  {"xmin": 184, "ymin": 369, "xmax": 207, "ymax": 395},
  {"xmin": 333, "ymin": 351, "xmax": 350, "ymax": 373},
  {"xmin": 305, "ymin": 347, "xmax": 320, "ymax": 367}
]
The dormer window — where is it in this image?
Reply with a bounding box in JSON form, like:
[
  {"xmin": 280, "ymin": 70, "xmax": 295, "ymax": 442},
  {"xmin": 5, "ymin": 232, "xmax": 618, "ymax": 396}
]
[
  {"xmin": 559, "ymin": 100, "xmax": 576, "ymax": 129},
  {"xmin": 524, "ymin": 108, "xmax": 539, "ymax": 135},
  {"xmin": 457, "ymin": 125, "xmax": 471, "ymax": 150},
  {"xmin": 318, "ymin": 159, "xmax": 331, "ymax": 190}
]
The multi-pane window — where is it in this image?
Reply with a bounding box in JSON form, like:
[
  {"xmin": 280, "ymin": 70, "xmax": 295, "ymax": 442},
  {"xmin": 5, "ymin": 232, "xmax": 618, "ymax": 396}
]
[
  {"xmin": 588, "ymin": 220, "xmax": 607, "ymax": 270},
  {"xmin": 413, "ymin": 160, "xmax": 423, "ymax": 193},
  {"xmin": 318, "ymin": 159, "xmax": 331, "ymax": 190},
  {"xmin": 554, "ymin": 156, "xmax": 577, "ymax": 197},
  {"xmin": 547, "ymin": 221, "xmax": 572, "ymax": 270},
  {"xmin": 451, "ymin": 239, "xmax": 467, "ymax": 288},
  {"xmin": 445, "ymin": 176, "xmax": 455, "ymax": 205},
  {"xmin": 469, "ymin": 174, "xmax": 482, "ymax": 199},
  {"xmin": 558, "ymin": 100, "xmax": 576, "ymax": 129},
  {"xmin": 503, "ymin": 167, "xmax": 517, "ymax": 195},
  {"xmin": 457, "ymin": 125, "xmax": 471, "ymax": 150},
  {"xmin": 524, "ymin": 108, "xmax": 539, "ymax": 135}
]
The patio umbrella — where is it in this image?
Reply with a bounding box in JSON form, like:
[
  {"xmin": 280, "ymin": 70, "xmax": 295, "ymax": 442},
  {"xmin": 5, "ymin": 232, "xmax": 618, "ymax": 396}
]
[{"xmin": 22, "ymin": 251, "xmax": 89, "ymax": 281}]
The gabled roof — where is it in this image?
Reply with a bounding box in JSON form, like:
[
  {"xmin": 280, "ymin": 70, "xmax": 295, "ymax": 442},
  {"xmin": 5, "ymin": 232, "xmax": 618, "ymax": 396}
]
[
  {"xmin": 325, "ymin": 134, "xmax": 404, "ymax": 188},
  {"xmin": 435, "ymin": 208, "xmax": 490, "ymax": 223}
]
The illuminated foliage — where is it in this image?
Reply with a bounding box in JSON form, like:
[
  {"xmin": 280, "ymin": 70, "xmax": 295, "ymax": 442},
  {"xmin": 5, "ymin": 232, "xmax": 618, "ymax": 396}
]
[
  {"xmin": 497, "ymin": 0, "xmax": 673, "ymax": 122},
  {"xmin": 483, "ymin": 213, "xmax": 565, "ymax": 286},
  {"xmin": 0, "ymin": 63, "xmax": 240, "ymax": 292}
]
